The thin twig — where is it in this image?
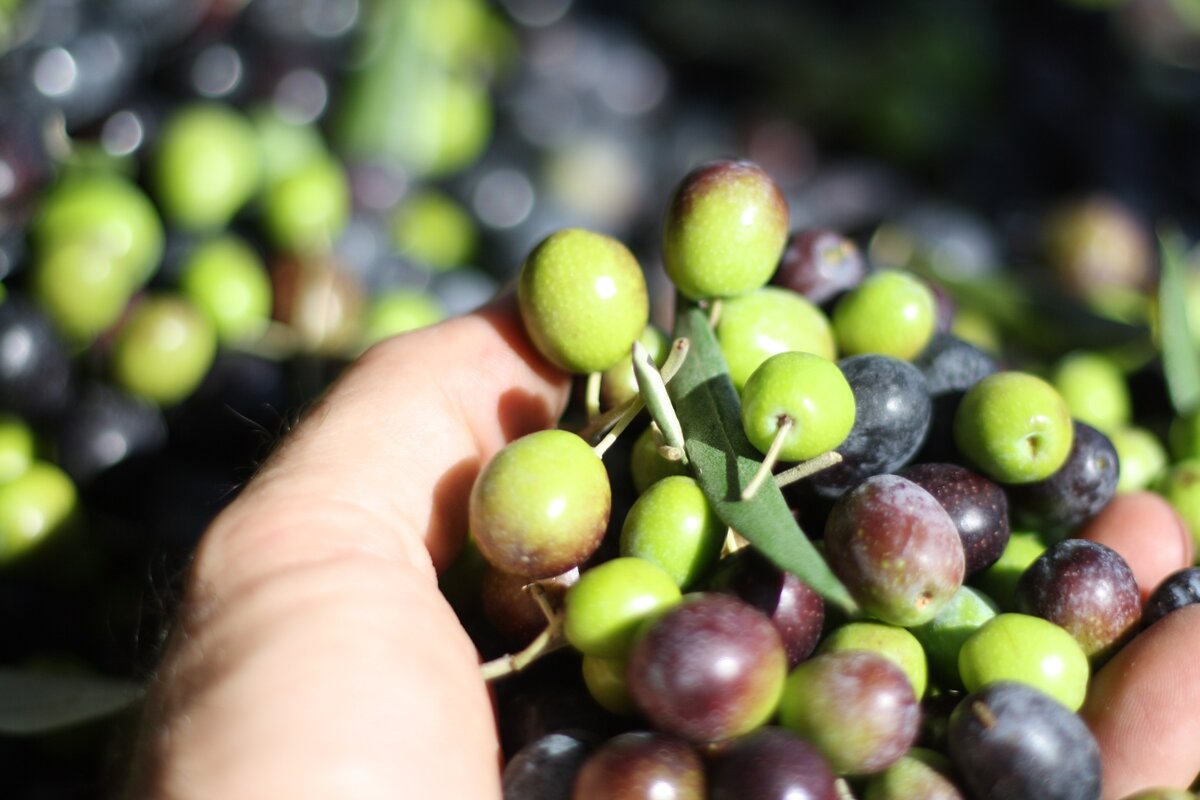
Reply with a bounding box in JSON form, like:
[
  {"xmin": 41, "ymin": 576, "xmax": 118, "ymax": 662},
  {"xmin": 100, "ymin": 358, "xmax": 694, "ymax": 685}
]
[
  {"xmin": 524, "ymin": 582, "xmax": 557, "ymax": 626},
  {"xmin": 773, "ymin": 450, "xmax": 843, "ymax": 489},
  {"xmin": 480, "ymin": 622, "xmax": 568, "ymax": 682},
  {"xmin": 741, "ymin": 417, "xmax": 794, "ymax": 500},
  {"xmin": 591, "ymin": 338, "xmax": 690, "ymax": 457},
  {"xmin": 706, "ymin": 298, "xmax": 723, "ymax": 328},
  {"xmin": 633, "ymin": 340, "xmax": 688, "ymax": 464},
  {"xmin": 658, "ymin": 445, "xmax": 684, "ymax": 462},
  {"xmin": 721, "ymin": 527, "xmax": 749, "ymax": 557},
  {"xmin": 578, "ymin": 395, "xmax": 637, "ymax": 443},
  {"xmin": 585, "ymin": 371, "xmax": 602, "ymax": 421},
  {"xmin": 593, "ymin": 400, "xmax": 641, "ymax": 458}
]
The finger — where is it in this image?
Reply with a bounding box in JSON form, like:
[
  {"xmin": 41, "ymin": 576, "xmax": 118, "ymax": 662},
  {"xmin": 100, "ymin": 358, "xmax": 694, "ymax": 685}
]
[
  {"xmin": 1082, "ymin": 604, "xmax": 1200, "ymax": 798},
  {"xmin": 1078, "ymin": 492, "xmax": 1194, "ymax": 602},
  {"xmin": 202, "ymin": 295, "xmax": 571, "ymax": 586}
]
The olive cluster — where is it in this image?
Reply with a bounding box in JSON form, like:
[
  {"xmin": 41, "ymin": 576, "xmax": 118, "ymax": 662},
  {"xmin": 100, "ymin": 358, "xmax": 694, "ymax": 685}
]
[{"xmin": 455, "ymin": 159, "xmax": 1200, "ymax": 800}]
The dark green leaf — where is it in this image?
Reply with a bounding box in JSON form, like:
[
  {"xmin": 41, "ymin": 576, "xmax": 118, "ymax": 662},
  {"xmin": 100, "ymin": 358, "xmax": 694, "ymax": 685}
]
[
  {"xmin": 1158, "ymin": 229, "xmax": 1200, "ymax": 416},
  {"xmin": 0, "ymin": 669, "xmax": 144, "ymax": 735},
  {"xmin": 668, "ymin": 304, "xmax": 857, "ymax": 614},
  {"xmin": 935, "ymin": 272, "xmax": 1146, "ymax": 355}
]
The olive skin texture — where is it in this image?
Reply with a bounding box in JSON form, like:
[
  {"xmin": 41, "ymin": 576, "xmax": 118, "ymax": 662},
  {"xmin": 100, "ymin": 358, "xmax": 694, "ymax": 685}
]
[
  {"xmin": 469, "ymin": 429, "xmax": 611, "ymax": 580},
  {"xmin": 481, "ymin": 565, "xmax": 577, "ymax": 649},
  {"xmin": 909, "ymin": 586, "xmax": 998, "ymax": 689},
  {"xmin": 778, "ymin": 650, "xmax": 921, "ymax": 776},
  {"xmin": 33, "ymin": 174, "xmax": 164, "ymax": 285},
  {"xmin": 913, "ymin": 332, "xmax": 999, "ymax": 397},
  {"xmin": 823, "ymin": 474, "xmax": 965, "ymax": 627},
  {"xmin": 832, "ymin": 270, "xmax": 937, "ymax": 361},
  {"xmin": 518, "ymin": 228, "xmax": 649, "ymax": 374},
  {"xmin": 663, "ymin": 159, "xmax": 789, "ymax": 301},
  {"xmin": 563, "ymin": 557, "xmax": 681, "ymax": 658},
  {"xmin": 912, "ymin": 332, "xmax": 998, "ymax": 466},
  {"xmin": 581, "ymin": 654, "xmax": 635, "ymax": 715},
  {"xmin": 958, "ymin": 613, "xmax": 1090, "ymax": 711},
  {"xmin": 501, "ymin": 731, "xmax": 598, "ymax": 800},
  {"xmin": 627, "ymin": 593, "xmax": 787, "ymax": 744},
  {"xmin": 971, "ymin": 530, "xmax": 1048, "ymax": 611},
  {"xmin": 1111, "ymin": 426, "xmax": 1167, "ymax": 492},
  {"xmin": 818, "ymin": 621, "xmax": 928, "ymax": 699},
  {"xmin": 709, "ymin": 727, "xmax": 838, "ymax": 800},
  {"xmin": 0, "ymin": 461, "xmax": 78, "ymax": 565},
  {"xmin": 1007, "ymin": 421, "xmax": 1120, "ymax": 538},
  {"xmin": 862, "ymin": 749, "xmax": 964, "ymax": 800},
  {"xmin": 741, "ymin": 351, "xmax": 856, "ymax": 463},
  {"xmin": 772, "ymin": 228, "xmax": 868, "ymax": 306},
  {"xmin": 0, "ymin": 299, "xmax": 72, "ymax": 421},
  {"xmin": 571, "ymin": 732, "xmax": 705, "ymax": 800},
  {"xmin": 899, "ymin": 462, "xmax": 1010, "ymax": 576},
  {"xmin": 716, "ymin": 287, "xmax": 836, "ymax": 392},
  {"xmin": 947, "ymin": 682, "xmax": 1102, "ymax": 800},
  {"xmin": 1014, "ymin": 538, "xmax": 1141, "ymax": 661},
  {"xmin": 180, "ymin": 235, "xmax": 273, "ymax": 342},
  {"xmin": 706, "ymin": 549, "xmax": 825, "ymax": 668},
  {"xmin": 619, "ymin": 475, "xmax": 724, "ymax": 589},
  {"xmin": 1153, "ymin": 458, "xmax": 1200, "ymax": 554},
  {"xmin": 954, "ymin": 371, "xmax": 1075, "ymax": 485},
  {"xmin": 809, "ymin": 354, "xmax": 931, "ymax": 499},
  {"xmin": 1140, "ymin": 566, "xmax": 1200, "ymax": 629}
]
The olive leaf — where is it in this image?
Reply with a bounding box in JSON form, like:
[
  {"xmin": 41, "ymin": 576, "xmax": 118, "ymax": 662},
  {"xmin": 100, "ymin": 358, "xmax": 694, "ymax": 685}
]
[
  {"xmin": 1158, "ymin": 228, "xmax": 1200, "ymax": 416},
  {"xmin": 632, "ymin": 339, "xmax": 687, "ymax": 463},
  {"xmin": 0, "ymin": 669, "xmax": 144, "ymax": 735},
  {"xmin": 668, "ymin": 304, "xmax": 857, "ymax": 614},
  {"xmin": 934, "ymin": 272, "xmax": 1145, "ymax": 355}
]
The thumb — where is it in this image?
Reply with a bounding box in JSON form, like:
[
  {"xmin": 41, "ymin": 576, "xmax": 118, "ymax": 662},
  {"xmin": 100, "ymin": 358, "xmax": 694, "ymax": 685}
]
[{"xmin": 204, "ymin": 294, "xmax": 572, "ymax": 586}]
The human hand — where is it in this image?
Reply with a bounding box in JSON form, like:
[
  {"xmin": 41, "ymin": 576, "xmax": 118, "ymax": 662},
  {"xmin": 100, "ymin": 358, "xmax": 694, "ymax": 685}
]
[
  {"xmin": 125, "ymin": 297, "xmax": 1199, "ymax": 799},
  {"xmin": 126, "ymin": 296, "xmax": 569, "ymax": 799}
]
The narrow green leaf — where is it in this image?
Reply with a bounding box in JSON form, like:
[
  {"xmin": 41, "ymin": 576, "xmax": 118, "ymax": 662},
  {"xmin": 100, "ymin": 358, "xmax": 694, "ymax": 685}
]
[
  {"xmin": 0, "ymin": 669, "xmax": 144, "ymax": 735},
  {"xmin": 936, "ymin": 272, "xmax": 1145, "ymax": 355},
  {"xmin": 1159, "ymin": 229, "xmax": 1200, "ymax": 416},
  {"xmin": 669, "ymin": 304, "xmax": 857, "ymax": 614},
  {"xmin": 632, "ymin": 340, "xmax": 687, "ymax": 464}
]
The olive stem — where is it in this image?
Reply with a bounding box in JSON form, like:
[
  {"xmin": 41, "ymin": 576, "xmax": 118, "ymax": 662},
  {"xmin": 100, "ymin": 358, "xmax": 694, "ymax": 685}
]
[
  {"xmin": 579, "ymin": 396, "xmax": 638, "ymax": 444},
  {"xmin": 706, "ymin": 298, "xmax": 723, "ymax": 328},
  {"xmin": 721, "ymin": 527, "xmax": 749, "ymax": 557},
  {"xmin": 649, "ymin": 421, "xmax": 666, "ymax": 447},
  {"xmin": 647, "ymin": 423, "xmax": 683, "ymax": 461},
  {"xmin": 773, "ymin": 450, "xmax": 843, "ymax": 489},
  {"xmin": 658, "ymin": 445, "xmax": 685, "ymax": 462},
  {"xmin": 633, "ymin": 339, "xmax": 688, "ymax": 465},
  {"xmin": 591, "ymin": 338, "xmax": 689, "ymax": 458},
  {"xmin": 479, "ymin": 618, "xmax": 568, "ymax": 682},
  {"xmin": 585, "ymin": 371, "xmax": 602, "ymax": 421},
  {"xmin": 971, "ymin": 699, "xmax": 999, "ymax": 730},
  {"xmin": 592, "ymin": 401, "xmax": 642, "ymax": 459},
  {"xmin": 524, "ymin": 582, "xmax": 557, "ymax": 626},
  {"xmin": 834, "ymin": 778, "xmax": 857, "ymax": 800},
  {"xmin": 741, "ymin": 416, "xmax": 794, "ymax": 500}
]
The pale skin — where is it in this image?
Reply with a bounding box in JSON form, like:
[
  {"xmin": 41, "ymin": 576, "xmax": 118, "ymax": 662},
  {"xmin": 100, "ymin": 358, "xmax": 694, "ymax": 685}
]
[{"xmin": 127, "ymin": 297, "xmax": 1199, "ymax": 799}]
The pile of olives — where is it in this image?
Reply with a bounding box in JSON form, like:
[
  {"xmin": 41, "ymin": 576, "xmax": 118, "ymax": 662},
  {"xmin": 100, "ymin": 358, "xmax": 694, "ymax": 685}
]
[{"xmin": 449, "ymin": 159, "xmax": 1200, "ymax": 800}]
